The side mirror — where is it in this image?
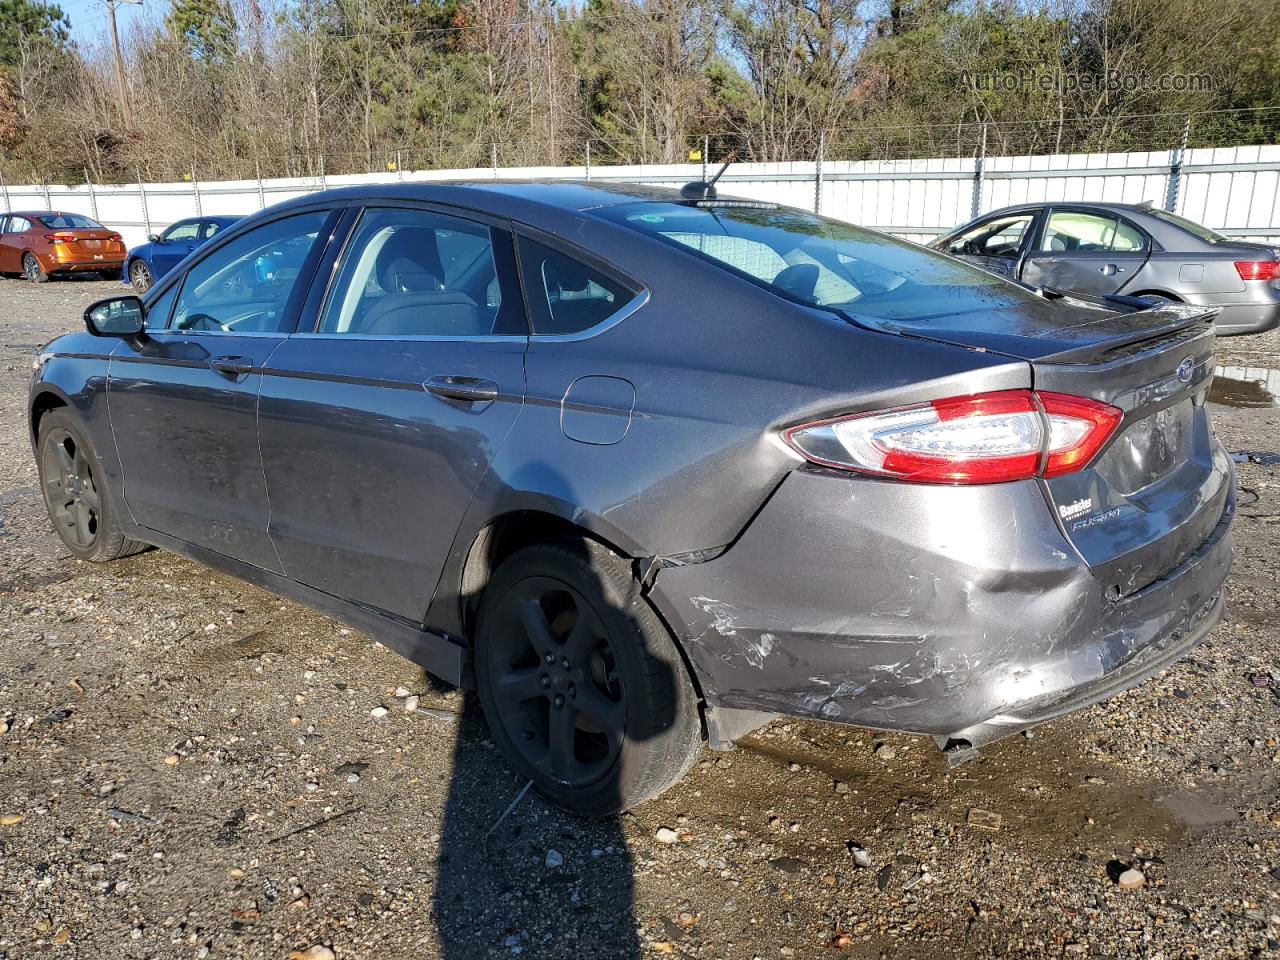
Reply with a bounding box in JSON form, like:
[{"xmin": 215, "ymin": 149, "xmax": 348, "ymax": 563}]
[
  {"xmin": 84, "ymin": 296, "xmax": 145, "ymax": 337},
  {"xmin": 148, "ymin": 234, "xmax": 160, "ymax": 243}
]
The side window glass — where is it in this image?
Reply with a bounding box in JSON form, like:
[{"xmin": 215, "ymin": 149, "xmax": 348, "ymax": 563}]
[
  {"xmin": 163, "ymin": 222, "xmax": 200, "ymax": 242},
  {"xmin": 143, "ymin": 280, "xmax": 179, "ymax": 329},
  {"xmin": 9, "ymin": 217, "xmax": 31, "ymax": 233},
  {"xmin": 517, "ymin": 238, "xmax": 637, "ymax": 336},
  {"xmin": 1041, "ymin": 211, "xmax": 1132, "ymax": 253},
  {"xmin": 948, "ymin": 215, "xmax": 1034, "ymax": 258},
  {"xmin": 202, "ymin": 221, "xmax": 224, "ymax": 240},
  {"xmin": 318, "ymin": 208, "xmax": 520, "ymax": 337},
  {"xmin": 1110, "ymin": 219, "xmax": 1147, "ymax": 252},
  {"xmin": 170, "ymin": 210, "xmax": 327, "ymax": 333}
]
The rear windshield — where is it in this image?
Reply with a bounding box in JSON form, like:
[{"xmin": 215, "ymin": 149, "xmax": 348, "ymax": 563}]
[
  {"xmin": 37, "ymin": 213, "xmax": 104, "ymax": 230},
  {"xmin": 1146, "ymin": 208, "xmax": 1225, "ymax": 243},
  {"xmin": 595, "ymin": 202, "xmax": 1041, "ymax": 322}
]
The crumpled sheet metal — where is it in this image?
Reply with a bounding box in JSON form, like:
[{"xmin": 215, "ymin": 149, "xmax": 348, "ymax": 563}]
[{"xmin": 652, "ymin": 468, "xmax": 1234, "ymax": 744}]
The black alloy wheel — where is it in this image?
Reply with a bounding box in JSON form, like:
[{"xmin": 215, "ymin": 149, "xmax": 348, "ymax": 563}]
[{"xmin": 40, "ymin": 426, "xmax": 101, "ymax": 550}]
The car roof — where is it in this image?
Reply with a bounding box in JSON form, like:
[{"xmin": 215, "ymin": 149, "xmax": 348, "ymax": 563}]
[
  {"xmin": 4, "ymin": 211, "xmax": 94, "ymax": 220},
  {"xmin": 269, "ymin": 179, "xmax": 693, "ymax": 220}
]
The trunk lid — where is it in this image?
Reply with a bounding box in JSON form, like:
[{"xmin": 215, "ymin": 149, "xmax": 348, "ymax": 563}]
[
  {"xmin": 1033, "ymin": 316, "xmax": 1230, "ymax": 596},
  {"xmin": 854, "ymin": 300, "xmax": 1230, "ymax": 596}
]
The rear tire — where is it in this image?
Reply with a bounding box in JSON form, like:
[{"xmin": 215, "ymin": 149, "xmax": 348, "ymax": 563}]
[
  {"xmin": 36, "ymin": 409, "xmax": 148, "ymax": 562},
  {"xmin": 475, "ymin": 539, "xmax": 703, "ymax": 816},
  {"xmin": 23, "ymin": 253, "xmax": 49, "ymax": 283}
]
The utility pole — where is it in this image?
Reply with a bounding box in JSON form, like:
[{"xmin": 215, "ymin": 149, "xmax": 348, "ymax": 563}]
[{"xmin": 105, "ymin": 0, "xmax": 142, "ymax": 129}]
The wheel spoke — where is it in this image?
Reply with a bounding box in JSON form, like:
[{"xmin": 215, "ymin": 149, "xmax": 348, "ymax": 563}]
[
  {"xmin": 518, "ymin": 598, "xmax": 557, "ymax": 657},
  {"xmin": 80, "ymin": 484, "xmax": 100, "ymax": 512},
  {"xmin": 563, "ymin": 608, "xmax": 601, "ymax": 662},
  {"xmin": 546, "ymin": 705, "xmax": 578, "ymax": 779},
  {"xmin": 53, "ymin": 441, "xmax": 74, "ymax": 478},
  {"xmin": 493, "ymin": 666, "xmax": 546, "ymax": 706},
  {"xmin": 575, "ymin": 683, "xmax": 624, "ymax": 737},
  {"xmin": 73, "ymin": 500, "xmax": 92, "ymax": 545}
]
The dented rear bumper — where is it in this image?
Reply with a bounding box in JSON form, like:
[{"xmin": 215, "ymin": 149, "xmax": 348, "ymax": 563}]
[{"xmin": 651, "ymin": 462, "xmax": 1234, "ymax": 747}]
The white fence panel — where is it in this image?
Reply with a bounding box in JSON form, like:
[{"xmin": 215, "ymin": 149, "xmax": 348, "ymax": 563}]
[{"xmin": 3, "ymin": 144, "xmax": 1278, "ymax": 249}]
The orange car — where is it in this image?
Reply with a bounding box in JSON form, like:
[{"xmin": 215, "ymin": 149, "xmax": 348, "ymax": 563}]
[{"xmin": 0, "ymin": 211, "xmax": 126, "ymax": 282}]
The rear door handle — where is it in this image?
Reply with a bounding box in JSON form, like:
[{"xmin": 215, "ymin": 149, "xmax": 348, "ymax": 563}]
[
  {"xmin": 210, "ymin": 355, "xmax": 254, "ymax": 377},
  {"xmin": 1100, "ymin": 263, "xmax": 1125, "ymax": 276},
  {"xmin": 424, "ymin": 375, "xmax": 499, "ymax": 403}
]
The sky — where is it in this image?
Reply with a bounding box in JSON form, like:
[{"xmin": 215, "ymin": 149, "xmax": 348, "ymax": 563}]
[{"xmin": 60, "ymin": 0, "xmax": 154, "ymax": 44}]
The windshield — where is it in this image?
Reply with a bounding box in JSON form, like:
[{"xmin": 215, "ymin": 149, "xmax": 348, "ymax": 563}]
[
  {"xmin": 595, "ymin": 202, "xmax": 1041, "ymax": 322},
  {"xmin": 1147, "ymin": 208, "xmax": 1226, "ymax": 243}
]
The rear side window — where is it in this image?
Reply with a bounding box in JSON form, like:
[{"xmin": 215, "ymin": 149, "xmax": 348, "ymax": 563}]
[
  {"xmin": 317, "ymin": 207, "xmax": 524, "ymax": 337},
  {"xmin": 1041, "ymin": 211, "xmax": 1147, "ymax": 253},
  {"xmin": 517, "ymin": 238, "xmax": 637, "ymax": 336}
]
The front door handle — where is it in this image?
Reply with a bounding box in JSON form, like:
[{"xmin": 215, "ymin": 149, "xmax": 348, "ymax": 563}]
[
  {"xmin": 210, "ymin": 355, "xmax": 254, "ymax": 378},
  {"xmin": 424, "ymin": 376, "xmax": 499, "ymax": 403}
]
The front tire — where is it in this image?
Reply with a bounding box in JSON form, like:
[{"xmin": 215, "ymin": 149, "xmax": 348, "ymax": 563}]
[
  {"xmin": 37, "ymin": 409, "xmax": 148, "ymax": 562},
  {"xmin": 475, "ymin": 540, "xmax": 703, "ymax": 816},
  {"xmin": 23, "ymin": 252, "xmax": 49, "ymax": 283},
  {"xmin": 129, "ymin": 259, "xmax": 153, "ymax": 293}
]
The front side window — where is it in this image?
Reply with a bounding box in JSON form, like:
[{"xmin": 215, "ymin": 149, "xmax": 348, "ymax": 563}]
[
  {"xmin": 1041, "ymin": 211, "xmax": 1147, "ymax": 253},
  {"xmin": 162, "ymin": 221, "xmax": 200, "ymax": 242},
  {"xmin": 169, "ymin": 210, "xmax": 328, "ymax": 333},
  {"xmin": 38, "ymin": 213, "xmax": 102, "ymax": 230},
  {"xmin": 517, "ymin": 238, "xmax": 636, "ymax": 335},
  {"xmin": 319, "ymin": 207, "xmax": 521, "ymax": 337},
  {"xmin": 597, "ymin": 202, "xmax": 1038, "ymax": 323},
  {"xmin": 946, "ymin": 214, "xmax": 1035, "ymax": 259}
]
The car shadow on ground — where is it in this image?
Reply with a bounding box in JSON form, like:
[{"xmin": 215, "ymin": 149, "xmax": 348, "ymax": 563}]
[{"xmin": 432, "ymin": 534, "xmax": 677, "ymax": 959}]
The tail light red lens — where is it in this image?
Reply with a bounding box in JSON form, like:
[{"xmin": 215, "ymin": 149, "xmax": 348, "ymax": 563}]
[
  {"xmin": 1235, "ymin": 261, "xmax": 1279, "ymax": 281},
  {"xmin": 108, "ymin": 233, "xmax": 123, "ymax": 243},
  {"xmin": 784, "ymin": 390, "xmax": 1122, "ymax": 485},
  {"xmin": 44, "ymin": 232, "xmax": 78, "ymax": 243}
]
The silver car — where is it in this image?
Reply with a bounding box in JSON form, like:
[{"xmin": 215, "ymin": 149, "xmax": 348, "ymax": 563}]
[{"xmin": 933, "ymin": 201, "xmax": 1280, "ymax": 335}]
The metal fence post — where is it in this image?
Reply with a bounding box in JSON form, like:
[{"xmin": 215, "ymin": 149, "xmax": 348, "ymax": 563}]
[
  {"xmin": 0, "ymin": 170, "xmax": 9, "ymax": 212},
  {"xmin": 83, "ymin": 168, "xmax": 99, "ymax": 222},
  {"xmin": 255, "ymin": 158, "xmax": 266, "ymax": 209},
  {"xmin": 137, "ymin": 170, "xmax": 151, "ymax": 238},
  {"xmin": 43, "ymin": 181, "xmax": 53, "ymax": 209},
  {"xmin": 814, "ymin": 130, "xmax": 825, "ymax": 215},
  {"xmin": 396, "ymin": 149, "xmax": 404, "ymax": 181},
  {"xmin": 1164, "ymin": 115, "xmax": 1191, "ymax": 213},
  {"xmin": 584, "ymin": 140, "xmax": 591, "ymax": 181},
  {"xmin": 702, "ymin": 135, "xmax": 709, "ymax": 183},
  {"xmin": 491, "ymin": 142, "xmax": 499, "ymax": 178},
  {"xmin": 319, "ymin": 154, "xmax": 327, "ymax": 191},
  {"xmin": 191, "ymin": 164, "xmax": 203, "ymax": 216},
  {"xmin": 971, "ymin": 123, "xmax": 988, "ymax": 220}
]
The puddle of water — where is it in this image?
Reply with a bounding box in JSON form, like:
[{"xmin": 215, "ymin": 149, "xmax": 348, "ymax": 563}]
[{"xmin": 1209, "ymin": 365, "xmax": 1280, "ymax": 408}]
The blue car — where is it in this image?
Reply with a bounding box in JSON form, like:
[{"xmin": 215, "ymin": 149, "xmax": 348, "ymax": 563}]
[{"xmin": 125, "ymin": 215, "xmax": 243, "ymax": 292}]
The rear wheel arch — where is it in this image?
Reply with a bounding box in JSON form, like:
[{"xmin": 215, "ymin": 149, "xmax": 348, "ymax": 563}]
[
  {"xmin": 454, "ymin": 509, "xmax": 710, "ymax": 706},
  {"xmin": 1130, "ymin": 289, "xmax": 1182, "ymax": 302}
]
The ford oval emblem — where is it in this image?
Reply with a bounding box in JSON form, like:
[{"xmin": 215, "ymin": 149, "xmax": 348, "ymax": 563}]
[{"xmin": 1176, "ymin": 357, "xmax": 1195, "ymax": 383}]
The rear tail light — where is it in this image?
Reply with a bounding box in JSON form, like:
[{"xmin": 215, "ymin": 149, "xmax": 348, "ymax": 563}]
[
  {"xmin": 108, "ymin": 233, "xmax": 123, "ymax": 243},
  {"xmin": 784, "ymin": 390, "xmax": 1122, "ymax": 485},
  {"xmin": 1235, "ymin": 261, "xmax": 1279, "ymax": 281},
  {"xmin": 44, "ymin": 232, "xmax": 78, "ymax": 243}
]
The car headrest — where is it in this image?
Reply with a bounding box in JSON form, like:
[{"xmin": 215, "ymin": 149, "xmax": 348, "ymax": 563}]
[
  {"xmin": 376, "ymin": 227, "xmax": 443, "ymax": 292},
  {"xmin": 543, "ymin": 258, "xmax": 591, "ymax": 294},
  {"xmin": 773, "ymin": 263, "xmax": 820, "ymax": 302}
]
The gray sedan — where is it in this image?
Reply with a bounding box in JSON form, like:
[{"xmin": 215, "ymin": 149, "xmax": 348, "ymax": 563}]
[
  {"xmin": 932, "ymin": 201, "xmax": 1280, "ymax": 335},
  {"xmin": 30, "ymin": 182, "xmax": 1234, "ymax": 814}
]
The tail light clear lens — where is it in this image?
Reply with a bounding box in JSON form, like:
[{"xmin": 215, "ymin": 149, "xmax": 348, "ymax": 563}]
[
  {"xmin": 784, "ymin": 390, "xmax": 1122, "ymax": 484},
  {"xmin": 1235, "ymin": 261, "xmax": 1279, "ymax": 281}
]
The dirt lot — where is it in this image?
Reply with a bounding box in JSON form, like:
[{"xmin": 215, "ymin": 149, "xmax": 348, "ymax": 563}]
[{"xmin": 1, "ymin": 278, "xmax": 1279, "ymax": 960}]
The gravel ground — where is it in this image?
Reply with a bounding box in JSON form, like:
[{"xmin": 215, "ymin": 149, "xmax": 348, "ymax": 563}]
[{"xmin": 2, "ymin": 278, "xmax": 1279, "ymax": 960}]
